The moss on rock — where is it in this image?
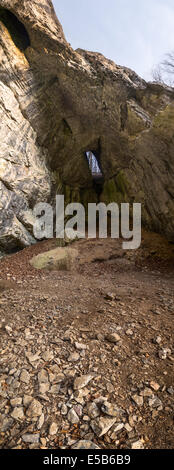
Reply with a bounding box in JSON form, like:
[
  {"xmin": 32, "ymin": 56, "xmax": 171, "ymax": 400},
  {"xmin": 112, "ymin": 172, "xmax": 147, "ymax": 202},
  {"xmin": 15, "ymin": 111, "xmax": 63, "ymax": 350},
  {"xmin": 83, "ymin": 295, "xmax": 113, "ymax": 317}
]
[{"xmin": 153, "ymin": 104, "xmax": 174, "ymax": 140}]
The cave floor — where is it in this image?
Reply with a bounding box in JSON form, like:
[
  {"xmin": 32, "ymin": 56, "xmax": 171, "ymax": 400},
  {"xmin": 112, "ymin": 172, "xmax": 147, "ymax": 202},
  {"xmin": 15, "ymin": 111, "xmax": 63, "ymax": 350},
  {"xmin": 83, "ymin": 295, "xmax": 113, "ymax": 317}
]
[{"xmin": 0, "ymin": 231, "xmax": 174, "ymax": 450}]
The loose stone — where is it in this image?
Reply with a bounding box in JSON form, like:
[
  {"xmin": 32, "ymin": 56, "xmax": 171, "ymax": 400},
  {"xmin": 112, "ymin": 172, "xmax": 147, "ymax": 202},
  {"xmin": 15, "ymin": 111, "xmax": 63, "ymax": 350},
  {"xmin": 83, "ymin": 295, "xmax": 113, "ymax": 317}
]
[{"xmin": 74, "ymin": 375, "xmax": 93, "ymax": 390}]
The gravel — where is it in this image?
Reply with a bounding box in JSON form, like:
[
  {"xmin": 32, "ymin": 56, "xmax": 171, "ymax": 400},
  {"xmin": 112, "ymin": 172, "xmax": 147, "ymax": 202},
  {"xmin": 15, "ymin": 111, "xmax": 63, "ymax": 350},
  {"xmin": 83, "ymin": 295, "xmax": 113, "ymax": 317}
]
[{"xmin": 0, "ymin": 236, "xmax": 173, "ymax": 449}]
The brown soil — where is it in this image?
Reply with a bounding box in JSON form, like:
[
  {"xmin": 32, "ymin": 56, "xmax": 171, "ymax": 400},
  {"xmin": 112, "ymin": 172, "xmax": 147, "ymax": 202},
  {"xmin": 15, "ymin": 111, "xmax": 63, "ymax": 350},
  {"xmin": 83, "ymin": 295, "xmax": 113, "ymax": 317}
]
[{"xmin": 0, "ymin": 230, "xmax": 174, "ymax": 449}]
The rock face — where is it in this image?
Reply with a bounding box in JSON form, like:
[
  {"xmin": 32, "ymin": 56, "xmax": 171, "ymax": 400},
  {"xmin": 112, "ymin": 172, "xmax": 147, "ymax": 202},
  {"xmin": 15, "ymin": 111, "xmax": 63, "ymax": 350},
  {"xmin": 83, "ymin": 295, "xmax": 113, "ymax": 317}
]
[
  {"xmin": 0, "ymin": 0, "xmax": 174, "ymax": 250},
  {"xmin": 0, "ymin": 79, "xmax": 52, "ymax": 250}
]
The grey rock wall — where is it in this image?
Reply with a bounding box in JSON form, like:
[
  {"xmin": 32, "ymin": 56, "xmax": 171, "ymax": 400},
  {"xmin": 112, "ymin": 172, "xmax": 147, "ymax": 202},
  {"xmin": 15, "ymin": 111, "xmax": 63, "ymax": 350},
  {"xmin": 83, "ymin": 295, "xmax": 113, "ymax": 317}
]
[{"xmin": 0, "ymin": 0, "xmax": 174, "ymax": 250}]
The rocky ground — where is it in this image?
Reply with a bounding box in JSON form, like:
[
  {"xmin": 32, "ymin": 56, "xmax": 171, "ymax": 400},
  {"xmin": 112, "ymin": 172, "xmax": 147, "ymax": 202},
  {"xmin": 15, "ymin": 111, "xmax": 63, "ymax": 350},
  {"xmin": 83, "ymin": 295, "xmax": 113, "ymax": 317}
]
[{"xmin": 0, "ymin": 231, "xmax": 174, "ymax": 450}]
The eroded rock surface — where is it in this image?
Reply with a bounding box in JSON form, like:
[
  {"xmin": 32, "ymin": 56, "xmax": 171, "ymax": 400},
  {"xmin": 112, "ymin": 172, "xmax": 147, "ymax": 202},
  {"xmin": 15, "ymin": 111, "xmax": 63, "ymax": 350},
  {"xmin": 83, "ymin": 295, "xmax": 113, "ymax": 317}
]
[{"xmin": 0, "ymin": 0, "xmax": 174, "ymax": 250}]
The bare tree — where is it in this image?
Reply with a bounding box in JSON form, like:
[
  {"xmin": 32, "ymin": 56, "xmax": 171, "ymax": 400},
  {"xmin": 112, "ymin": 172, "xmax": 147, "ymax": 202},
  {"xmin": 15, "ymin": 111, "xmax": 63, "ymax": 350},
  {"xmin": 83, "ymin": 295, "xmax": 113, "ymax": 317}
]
[
  {"xmin": 152, "ymin": 65, "xmax": 165, "ymax": 84},
  {"xmin": 152, "ymin": 51, "xmax": 174, "ymax": 86},
  {"xmin": 162, "ymin": 51, "xmax": 174, "ymax": 75}
]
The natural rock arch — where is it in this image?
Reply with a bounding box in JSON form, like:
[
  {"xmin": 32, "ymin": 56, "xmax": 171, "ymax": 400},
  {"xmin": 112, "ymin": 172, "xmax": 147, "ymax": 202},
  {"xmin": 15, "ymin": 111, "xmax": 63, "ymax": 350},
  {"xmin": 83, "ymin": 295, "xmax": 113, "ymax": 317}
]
[{"xmin": 0, "ymin": 0, "xmax": 174, "ymax": 251}]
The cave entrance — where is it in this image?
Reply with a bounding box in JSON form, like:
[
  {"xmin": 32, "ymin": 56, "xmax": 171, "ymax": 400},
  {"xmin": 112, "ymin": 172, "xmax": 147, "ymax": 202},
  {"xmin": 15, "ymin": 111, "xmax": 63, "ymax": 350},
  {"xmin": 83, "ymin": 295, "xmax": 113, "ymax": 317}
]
[
  {"xmin": 85, "ymin": 151, "xmax": 104, "ymax": 197},
  {"xmin": 86, "ymin": 151, "xmax": 103, "ymax": 179},
  {"xmin": 0, "ymin": 8, "xmax": 30, "ymax": 51}
]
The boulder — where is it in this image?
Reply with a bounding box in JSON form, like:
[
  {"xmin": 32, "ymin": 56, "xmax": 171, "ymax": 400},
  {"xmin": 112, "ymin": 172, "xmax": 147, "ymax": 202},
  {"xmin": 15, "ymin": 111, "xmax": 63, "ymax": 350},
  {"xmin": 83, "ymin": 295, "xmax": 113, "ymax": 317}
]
[{"xmin": 30, "ymin": 247, "xmax": 78, "ymax": 270}]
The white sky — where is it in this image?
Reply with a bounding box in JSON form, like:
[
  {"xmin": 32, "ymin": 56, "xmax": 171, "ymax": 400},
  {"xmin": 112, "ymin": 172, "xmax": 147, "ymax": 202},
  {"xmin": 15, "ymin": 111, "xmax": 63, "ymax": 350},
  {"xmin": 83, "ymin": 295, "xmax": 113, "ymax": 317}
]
[{"xmin": 52, "ymin": 0, "xmax": 174, "ymax": 81}]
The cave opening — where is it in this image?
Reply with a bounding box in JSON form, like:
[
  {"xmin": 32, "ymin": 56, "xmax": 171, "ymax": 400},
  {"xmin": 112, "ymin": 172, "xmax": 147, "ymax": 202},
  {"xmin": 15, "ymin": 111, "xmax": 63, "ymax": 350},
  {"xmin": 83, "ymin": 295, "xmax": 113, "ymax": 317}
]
[
  {"xmin": 85, "ymin": 151, "xmax": 103, "ymax": 178},
  {"xmin": 0, "ymin": 8, "xmax": 30, "ymax": 51},
  {"xmin": 85, "ymin": 150, "xmax": 104, "ymax": 197}
]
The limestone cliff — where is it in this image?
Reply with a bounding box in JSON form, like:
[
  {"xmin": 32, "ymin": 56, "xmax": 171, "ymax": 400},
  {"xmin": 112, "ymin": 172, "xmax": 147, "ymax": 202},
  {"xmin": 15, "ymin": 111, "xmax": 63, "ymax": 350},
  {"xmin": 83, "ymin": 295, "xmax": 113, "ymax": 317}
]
[{"xmin": 0, "ymin": 0, "xmax": 174, "ymax": 250}]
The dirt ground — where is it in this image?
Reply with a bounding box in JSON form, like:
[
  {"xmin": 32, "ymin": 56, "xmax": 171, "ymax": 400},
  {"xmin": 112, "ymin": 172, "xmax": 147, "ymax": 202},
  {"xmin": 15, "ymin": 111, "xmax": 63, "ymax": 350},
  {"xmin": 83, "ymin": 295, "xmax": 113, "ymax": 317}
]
[{"xmin": 0, "ymin": 230, "xmax": 174, "ymax": 450}]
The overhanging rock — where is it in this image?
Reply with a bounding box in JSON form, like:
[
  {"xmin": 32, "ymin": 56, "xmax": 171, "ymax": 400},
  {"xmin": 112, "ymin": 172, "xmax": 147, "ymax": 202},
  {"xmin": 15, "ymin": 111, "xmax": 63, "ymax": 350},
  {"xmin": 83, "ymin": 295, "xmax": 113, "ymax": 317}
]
[{"xmin": 0, "ymin": 0, "xmax": 174, "ymax": 250}]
